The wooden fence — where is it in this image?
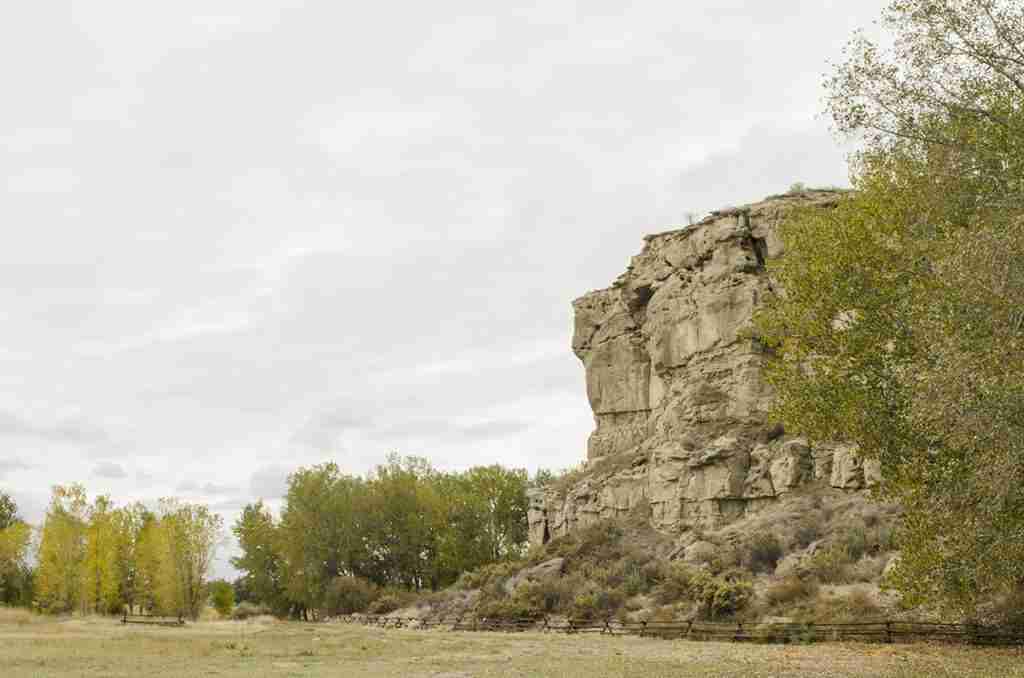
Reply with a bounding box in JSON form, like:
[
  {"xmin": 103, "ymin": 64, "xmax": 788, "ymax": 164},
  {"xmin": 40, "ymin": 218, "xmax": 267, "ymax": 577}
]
[
  {"xmin": 121, "ymin": 610, "xmax": 186, "ymax": 627},
  {"xmin": 337, "ymin": 614, "xmax": 1024, "ymax": 646}
]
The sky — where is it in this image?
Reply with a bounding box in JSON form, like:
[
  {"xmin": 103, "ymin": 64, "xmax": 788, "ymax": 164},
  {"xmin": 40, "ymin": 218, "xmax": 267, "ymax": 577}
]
[{"xmin": 0, "ymin": 0, "xmax": 887, "ymax": 575}]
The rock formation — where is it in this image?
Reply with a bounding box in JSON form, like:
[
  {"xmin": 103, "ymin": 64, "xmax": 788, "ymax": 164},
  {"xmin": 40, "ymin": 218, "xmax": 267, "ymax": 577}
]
[{"xmin": 529, "ymin": 191, "xmax": 880, "ymax": 547}]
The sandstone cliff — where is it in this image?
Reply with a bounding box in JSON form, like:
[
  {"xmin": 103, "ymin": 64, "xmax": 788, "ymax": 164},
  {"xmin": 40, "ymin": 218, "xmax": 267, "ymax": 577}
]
[{"xmin": 529, "ymin": 190, "xmax": 880, "ymax": 548}]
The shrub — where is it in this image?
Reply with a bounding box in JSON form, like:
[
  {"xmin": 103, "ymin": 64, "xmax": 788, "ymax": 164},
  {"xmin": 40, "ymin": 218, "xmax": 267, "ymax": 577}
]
[
  {"xmin": 690, "ymin": 569, "xmax": 753, "ymax": 620},
  {"xmin": 231, "ymin": 601, "xmax": 270, "ymax": 620},
  {"xmin": 209, "ymin": 580, "xmax": 235, "ymax": 618},
  {"xmin": 455, "ymin": 561, "xmax": 518, "ymax": 592},
  {"xmin": 743, "ymin": 533, "xmax": 784, "ymax": 574},
  {"xmin": 513, "ymin": 574, "xmax": 583, "ymax": 615},
  {"xmin": 325, "ymin": 576, "xmax": 379, "ymax": 615},
  {"xmin": 764, "ymin": 576, "xmax": 819, "ymax": 607},
  {"xmin": 807, "ymin": 588, "xmax": 881, "ymax": 622},
  {"xmin": 570, "ymin": 585, "xmax": 625, "ymax": 620},
  {"xmin": 475, "ymin": 596, "xmax": 543, "ymax": 621},
  {"xmin": 806, "ymin": 544, "xmax": 853, "ymax": 584},
  {"xmin": 838, "ymin": 526, "xmax": 869, "ymax": 561},
  {"xmin": 366, "ymin": 591, "xmax": 413, "ymax": 616},
  {"xmin": 653, "ymin": 563, "xmax": 694, "ymax": 605},
  {"xmin": 792, "ymin": 519, "xmax": 822, "ymax": 549}
]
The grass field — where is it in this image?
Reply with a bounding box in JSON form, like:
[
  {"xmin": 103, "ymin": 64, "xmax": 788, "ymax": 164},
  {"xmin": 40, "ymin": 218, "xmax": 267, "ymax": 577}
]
[{"xmin": 1, "ymin": 614, "xmax": 1022, "ymax": 677}]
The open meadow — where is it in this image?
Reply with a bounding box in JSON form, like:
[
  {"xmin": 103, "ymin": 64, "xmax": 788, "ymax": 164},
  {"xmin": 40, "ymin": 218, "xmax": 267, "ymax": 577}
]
[{"xmin": 0, "ymin": 613, "xmax": 1022, "ymax": 678}]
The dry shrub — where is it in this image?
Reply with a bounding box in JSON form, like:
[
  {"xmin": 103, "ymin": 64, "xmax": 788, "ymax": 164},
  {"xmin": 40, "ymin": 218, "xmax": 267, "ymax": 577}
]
[
  {"xmin": 366, "ymin": 589, "xmax": 417, "ymax": 615},
  {"xmin": 764, "ymin": 576, "xmax": 819, "ymax": 607},
  {"xmin": 850, "ymin": 555, "xmax": 888, "ymax": 583},
  {"xmin": 806, "ymin": 588, "xmax": 882, "ymax": 622},
  {"xmin": 231, "ymin": 601, "xmax": 271, "ymax": 620},
  {"xmin": 199, "ymin": 606, "xmax": 222, "ymax": 621},
  {"xmin": 0, "ymin": 607, "xmax": 36, "ymax": 626}
]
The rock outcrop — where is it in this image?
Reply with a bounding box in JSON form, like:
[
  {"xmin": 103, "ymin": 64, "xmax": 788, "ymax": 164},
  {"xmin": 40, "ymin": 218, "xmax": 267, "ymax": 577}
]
[{"xmin": 529, "ymin": 191, "xmax": 879, "ymax": 547}]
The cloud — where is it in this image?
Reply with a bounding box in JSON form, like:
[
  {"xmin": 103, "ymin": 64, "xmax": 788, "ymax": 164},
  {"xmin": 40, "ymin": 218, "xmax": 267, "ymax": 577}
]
[
  {"xmin": 176, "ymin": 480, "xmax": 238, "ymax": 495},
  {"xmin": 93, "ymin": 461, "xmax": 128, "ymax": 479},
  {"xmin": 0, "ymin": 409, "xmax": 111, "ymax": 446},
  {"xmin": 0, "ymin": 459, "xmax": 32, "ymax": 479},
  {"xmin": 249, "ymin": 465, "xmax": 291, "ymax": 500}
]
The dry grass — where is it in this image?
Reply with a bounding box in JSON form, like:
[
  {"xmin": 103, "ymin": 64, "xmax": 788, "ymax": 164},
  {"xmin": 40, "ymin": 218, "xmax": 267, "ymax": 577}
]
[
  {"xmin": 0, "ymin": 607, "xmax": 39, "ymax": 627},
  {"xmin": 0, "ymin": 615, "xmax": 1022, "ymax": 677}
]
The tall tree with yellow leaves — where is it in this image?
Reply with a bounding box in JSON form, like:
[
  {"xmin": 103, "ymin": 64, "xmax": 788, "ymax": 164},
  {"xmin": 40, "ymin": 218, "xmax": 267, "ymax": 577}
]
[{"xmin": 35, "ymin": 485, "xmax": 88, "ymax": 613}]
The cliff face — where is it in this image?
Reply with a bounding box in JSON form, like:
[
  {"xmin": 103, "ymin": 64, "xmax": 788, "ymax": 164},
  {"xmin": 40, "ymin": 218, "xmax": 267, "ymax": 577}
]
[{"xmin": 530, "ymin": 191, "xmax": 879, "ymax": 547}]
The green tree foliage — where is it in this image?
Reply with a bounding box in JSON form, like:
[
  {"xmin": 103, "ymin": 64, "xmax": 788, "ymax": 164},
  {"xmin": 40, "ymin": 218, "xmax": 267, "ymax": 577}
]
[
  {"xmin": 0, "ymin": 493, "xmax": 19, "ymax": 531},
  {"xmin": 231, "ymin": 500, "xmax": 285, "ymax": 613},
  {"xmin": 233, "ymin": 457, "xmax": 530, "ymax": 617},
  {"xmin": 0, "ymin": 493, "xmax": 32, "ymax": 606},
  {"xmin": 754, "ymin": 0, "xmax": 1024, "ymax": 617}
]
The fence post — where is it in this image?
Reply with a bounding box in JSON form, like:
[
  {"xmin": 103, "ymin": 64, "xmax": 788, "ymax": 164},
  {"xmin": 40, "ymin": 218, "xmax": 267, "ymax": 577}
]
[
  {"xmin": 568, "ymin": 618, "xmax": 576, "ymax": 634},
  {"xmin": 734, "ymin": 621, "xmax": 743, "ymax": 642},
  {"xmin": 639, "ymin": 620, "xmax": 647, "ymax": 638},
  {"xmin": 886, "ymin": 621, "xmax": 893, "ymax": 644},
  {"xmin": 543, "ymin": 616, "xmax": 550, "ymax": 633},
  {"xmin": 685, "ymin": 620, "xmax": 693, "ymax": 639}
]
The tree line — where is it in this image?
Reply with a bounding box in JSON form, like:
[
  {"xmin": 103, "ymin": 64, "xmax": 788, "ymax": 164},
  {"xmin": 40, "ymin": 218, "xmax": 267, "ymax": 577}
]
[
  {"xmin": 0, "ymin": 485, "xmax": 221, "ymax": 619},
  {"xmin": 232, "ymin": 455, "xmax": 530, "ymax": 619}
]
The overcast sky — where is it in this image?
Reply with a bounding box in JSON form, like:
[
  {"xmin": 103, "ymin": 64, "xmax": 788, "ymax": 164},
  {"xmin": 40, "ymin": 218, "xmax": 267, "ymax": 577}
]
[{"xmin": 1, "ymin": 1, "xmax": 886, "ymax": 574}]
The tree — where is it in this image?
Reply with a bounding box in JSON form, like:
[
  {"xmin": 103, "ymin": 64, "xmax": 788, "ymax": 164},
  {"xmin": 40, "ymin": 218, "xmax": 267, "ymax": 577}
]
[
  {"xmin": 277, "ymin": 464, "xmax": 372, "ymax": 617},
  {"xmin": 754, "ymin": 0, "xmax": 1024, "ymax": 617},
  {"xmin": 111, "ymin": 503, "xmax": 152, "ymax": 614},
  {"xmin": 231, "ymin": 501, "xmax": 285, "ymax": 612},
  {"xmin": 0, "ymin": 492, "xmax": 19, "ymax": 531},
  {"xmin": 0, "ymin": 494, "xmax": 32, "ymax": 606},
  {"xmin": 35, "ymin": 485, "xmax": 88, "ymax": 613},
  {"xmin": 362, "ymin": 455, "xmax": 441, "ymax": 591},
  {"xmin": 80, "ymin": 495, "xmax": 120, "ymax": 614},
  {"xmin": 154, "ymin": 499, "xmax": 222, "ymax": 620},
  {"xmin": 208, "ymin": 579, "xmax": 234, "ymax": 618}
]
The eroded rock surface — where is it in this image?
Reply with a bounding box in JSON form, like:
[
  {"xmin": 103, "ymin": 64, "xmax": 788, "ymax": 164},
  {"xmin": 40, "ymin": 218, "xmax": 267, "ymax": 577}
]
[{"xmin": 530, "ymin": 191, "xmax": 876, "ymax": 547}]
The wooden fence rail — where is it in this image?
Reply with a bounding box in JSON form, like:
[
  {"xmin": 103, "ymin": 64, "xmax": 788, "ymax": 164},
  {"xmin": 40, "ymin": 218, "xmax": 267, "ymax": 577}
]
[{"xmin": 337, "ymin": 615, "xmax": 1024, "ymax": 646}]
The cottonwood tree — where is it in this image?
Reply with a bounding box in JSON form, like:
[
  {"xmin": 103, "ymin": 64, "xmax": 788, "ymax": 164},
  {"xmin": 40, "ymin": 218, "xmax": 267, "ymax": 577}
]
[
  {"xmin": 111, "ymin": 502, "xmax": 152, "ymax": 614},
  {"xmin": 80, "ymin": 495, "xmax": 120, "ymax": 614},
  {"xmin": 154, "ymin": 499, "xmax": 222, "ymax": 620},
  {"xmin": 755, "ymin": 0, "xmax": 1024, "ymax": 617},
  {"xmin": 35, "ymin": 485, "xmax": 89, "ymax": 613},
  {"xmin": 0, "ymin": 493, "xmax": 32, "ymax": 606},
  {"xmin": 231, "ymin": 500, "xmax": 286, "ymax": 613}
]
